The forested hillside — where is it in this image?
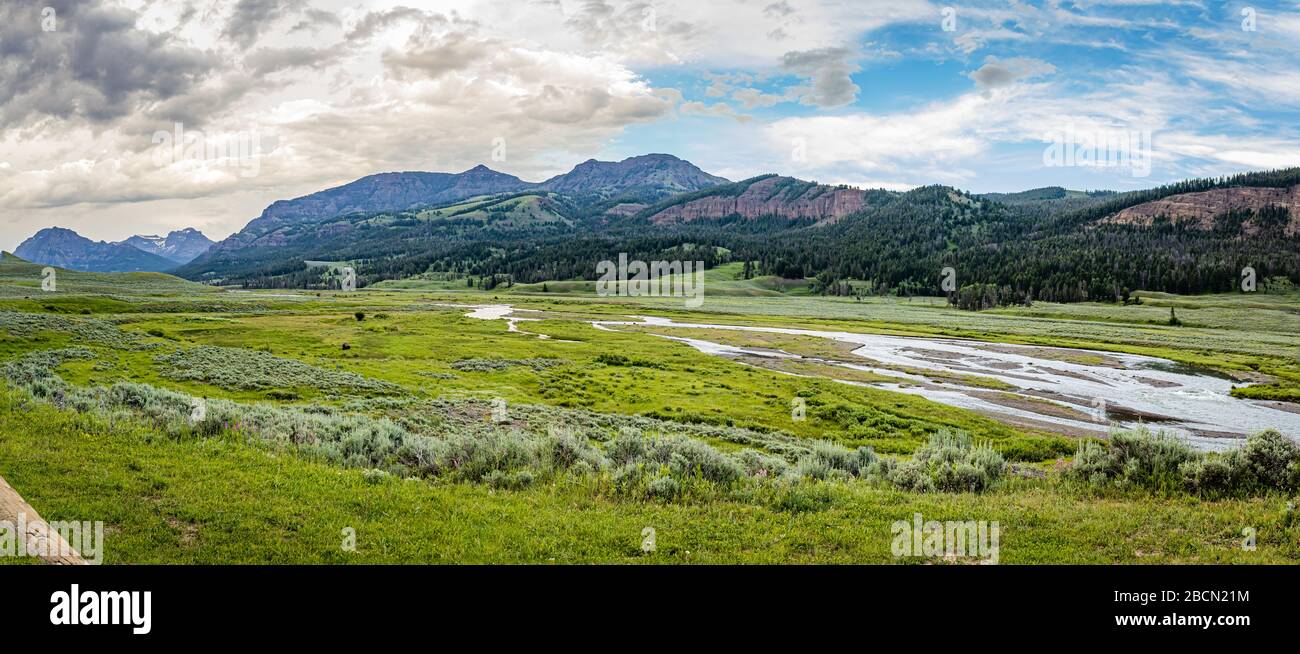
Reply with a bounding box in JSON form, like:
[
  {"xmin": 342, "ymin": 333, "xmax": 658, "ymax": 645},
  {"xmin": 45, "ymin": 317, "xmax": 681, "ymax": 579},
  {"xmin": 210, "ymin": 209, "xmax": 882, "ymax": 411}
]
[{"xmin": 178, "ymin": 164, "xmax": 1300, "ymax": 304}]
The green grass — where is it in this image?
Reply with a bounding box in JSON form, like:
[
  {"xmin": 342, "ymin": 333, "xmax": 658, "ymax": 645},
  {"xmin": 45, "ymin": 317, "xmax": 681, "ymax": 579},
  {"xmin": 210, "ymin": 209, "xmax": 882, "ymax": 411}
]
[
  {"xmin": 4, "ymin": 257, "xmax": 1300, "ymax": 563},
  {"xmin": 3, "ymin": 384, "xmax": 1296, "ymax": 564}
]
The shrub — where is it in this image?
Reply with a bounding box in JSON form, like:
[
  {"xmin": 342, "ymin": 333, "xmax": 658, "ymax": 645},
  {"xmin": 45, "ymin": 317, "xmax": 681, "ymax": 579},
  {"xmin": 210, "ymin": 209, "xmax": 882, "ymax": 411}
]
[
  {"xmin": 1236, "ymin": 429, "xmax": 1300, "ymax": 491},
  {"xmin": 1180, "ymin": 455, "xmax": 1237, "ymax": 496},
  {"xmin": 451, "ymin": 358, "xmax": 564, "ymax": 372},
  {"xmin": 541, "ymin": 426, "xmax": 606, "ymax": 472},
  {"xmin": 787, "ymin": 441, "xmax": 880, "ymax": 481},
  {"xmin": 646, "ymin": 476, "xmax": 681, "ymax": 499},
  {"xmin": 484, "ymin": 469, "xmax": 535, "ymax": 490},
  {"xmin": 606, "ymin": 430, "xmax": 743, "ymax": 484},
  {"xmin": 1179, "ymin": 430, "xmax": 1300, "ymax": 497},
  {"xmin": 772, "ymin": 481, "xmax": 834, "ymax": 513},
  {"xmin": 354, "ymin": 312, "xmax": 365, "ymax": 321},
  {"xmin": 1069, "ymin": 428, "xmax": 1300, "ymax": 497},
  {"xmin": 1067, "ymin": 428, "xmax": 1195, "ymax": 492},
  {"xmin": 887, "ymin": 460, "xmax": 936, "ymax": 492},
  {"xmin": 900, "ymin": 430, "xmax": 1006, "ymax": 492},
  {"xmin": 154, "ymin": 345, "xmax": 398, "ymax": 393},
  {"xmin": 735, "ymin": 450, "xmax": 789, "ymax": 479}
]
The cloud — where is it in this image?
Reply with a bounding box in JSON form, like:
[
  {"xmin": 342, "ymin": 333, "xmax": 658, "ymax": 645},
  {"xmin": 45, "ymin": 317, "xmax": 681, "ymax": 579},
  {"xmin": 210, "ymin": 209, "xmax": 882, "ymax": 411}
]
[
  {"xmin": 0, "ymin": 2, "xmax": 678, "ymax": 230},
  {"xmin": 779, "ymin": 47, "xmax": 861, "ymax": 107},
  {"xmin": 680, "ymin": 101, "xmax": 751, "ymax": 122},
  {"xmin": 221, "ymin": 0, "xmax": 304, "ymax": 50},
  {"xmin": 767, "ymin": 92, "xmax": 990, "ymax": 181},
  {"xmin": 3, "ymin": 0, "xmax": 1298, "ymax": 251},
  {"xmin": 968, "ymin": 56, "xmax": 1057, "ymax": 91},
  {"xmin": 245, "ymin": 45, "xmax": 345, "ymax": 76},
  {"xmin": 288, "ymin": 8, "xmax": 341, "ymax": 35},
  {"xmin": 0, "ymin": 1, "xmax": 216, "ymax": 127}
]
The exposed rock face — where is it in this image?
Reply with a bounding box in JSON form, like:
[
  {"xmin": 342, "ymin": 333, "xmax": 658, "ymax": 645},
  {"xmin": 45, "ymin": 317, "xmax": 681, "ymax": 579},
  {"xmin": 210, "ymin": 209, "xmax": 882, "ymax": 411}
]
[
  {"xmin": 604, "ymin": 202, "xmax": 649, "ymax": 217},
  {"xmin": 1101, "ymin": 185, "xmax": 1300, "ymax": 235},
  {"xmin": 647, "ymin": 176, "xmax": 878, "ymax": 224}
]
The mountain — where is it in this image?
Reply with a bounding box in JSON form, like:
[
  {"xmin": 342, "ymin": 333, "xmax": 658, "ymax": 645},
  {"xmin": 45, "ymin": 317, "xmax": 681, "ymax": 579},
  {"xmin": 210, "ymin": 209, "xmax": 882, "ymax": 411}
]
[
  {"xmin": 539, "ymin": 153, "xmax": 729, "ymax": 200},
  {"xmin": 119, "ymin": 228, "xmax": 214, "ymax": 264},
  {"xmin": 179, "ymin": 155, "xmax": 730, "ymax": 280},
  {"xmin": 201, "ymin": 155, "xmax": 726, "ymax": 258},
  {"xmin": 220, "ymin": 166, "xmax": 531, "ymax": 251},
  {"xmin": 14, "ymin": 227, "xmax": 178, "ymax": 272},
  {"xmin": 638, "ymin": 174, "xmax": 893, "ymax": 225},
  {"xmin": 170, "ymin": 157, "xmax": 1300, "ymax": 303}
]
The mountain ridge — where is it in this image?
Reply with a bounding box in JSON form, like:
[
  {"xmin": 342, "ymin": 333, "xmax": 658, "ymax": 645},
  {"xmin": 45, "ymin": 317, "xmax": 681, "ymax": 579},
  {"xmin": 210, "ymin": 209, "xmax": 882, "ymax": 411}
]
[
  {"xmin": 200, "ymin": 154, "xmax": 728, "ymax": 258},
  {"xmin": 14, "ymin": 227, "xmax": 181, "ymax": 273},
  {"xmin": 120, "ymin": 228, "xmax": 214, "ymax": 264},
  {"xmin": 146, "ymin": 160, "xmax": 1300, "ymax": 303}
]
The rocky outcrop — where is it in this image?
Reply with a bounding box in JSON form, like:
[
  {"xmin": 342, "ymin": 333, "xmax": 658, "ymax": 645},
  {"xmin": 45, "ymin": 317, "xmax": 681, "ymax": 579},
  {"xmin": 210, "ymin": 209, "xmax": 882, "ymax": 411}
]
[
  {"xmin": 1101, "ymin": 185, "xmax": 1300, "ymax": 235},
  {"xmin": 646, "ymin": 176, "xmax": 879, "ymax": 224}
]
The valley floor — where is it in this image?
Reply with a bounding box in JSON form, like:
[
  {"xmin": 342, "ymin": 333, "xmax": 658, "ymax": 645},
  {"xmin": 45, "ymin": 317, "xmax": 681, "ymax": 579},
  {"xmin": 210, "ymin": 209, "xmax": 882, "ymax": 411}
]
[{"xmin": 2, "ymin": 258, "xmax": 1298, "ymax": 564}]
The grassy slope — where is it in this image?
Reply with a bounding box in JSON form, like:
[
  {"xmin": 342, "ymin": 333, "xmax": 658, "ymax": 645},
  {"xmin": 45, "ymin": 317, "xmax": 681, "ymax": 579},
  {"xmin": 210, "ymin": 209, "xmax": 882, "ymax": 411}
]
[{"xmin": 2, "ymin": 385, "xmax": 1295, "ymax": 564}]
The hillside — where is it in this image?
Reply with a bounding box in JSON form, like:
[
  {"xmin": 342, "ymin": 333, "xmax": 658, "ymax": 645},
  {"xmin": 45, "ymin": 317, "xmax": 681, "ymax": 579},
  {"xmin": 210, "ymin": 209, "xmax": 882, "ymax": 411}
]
[
  {"xmin": 640, "ymin": 175, "xmax": 893, "ymax": 225},
  {"xmin": 218, "ymin": 166, "xmax": 531, "ymax": 252},
  {"xmin": 1100, "ymin": 184, "xmax": 1300, "ymax": 235},
  {"xmin": 166, "ymin": 159, "xmax": 1300, "ymax": 302},
  {"xmin": 0, "ymin": 251, "xmax": 218, "ymax": 296}
]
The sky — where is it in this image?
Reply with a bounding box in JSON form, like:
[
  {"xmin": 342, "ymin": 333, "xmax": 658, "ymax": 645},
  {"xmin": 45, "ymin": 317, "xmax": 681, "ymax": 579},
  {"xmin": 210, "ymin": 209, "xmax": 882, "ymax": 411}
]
[{"xmin": 2, "ymin": 0, "xmax": 1299, "ymax": 250}]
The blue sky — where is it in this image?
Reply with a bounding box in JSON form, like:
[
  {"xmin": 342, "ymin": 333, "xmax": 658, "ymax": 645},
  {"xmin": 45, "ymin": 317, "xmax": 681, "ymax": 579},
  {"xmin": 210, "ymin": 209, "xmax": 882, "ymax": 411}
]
[
  {"xmin": 603, "ymin": 0, "xmax": 1300, "ymax": 193},
  {"xmin": 3, "ymin": 0, "xmax": 1299, "ymax": 248}
]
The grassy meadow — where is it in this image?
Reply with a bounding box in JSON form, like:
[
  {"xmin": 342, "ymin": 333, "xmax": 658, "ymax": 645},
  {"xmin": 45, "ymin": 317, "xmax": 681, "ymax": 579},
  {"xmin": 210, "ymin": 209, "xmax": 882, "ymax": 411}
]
[{"xmin": 2, "ymin": 254, "xmax": 1299, "ymax": 564}]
